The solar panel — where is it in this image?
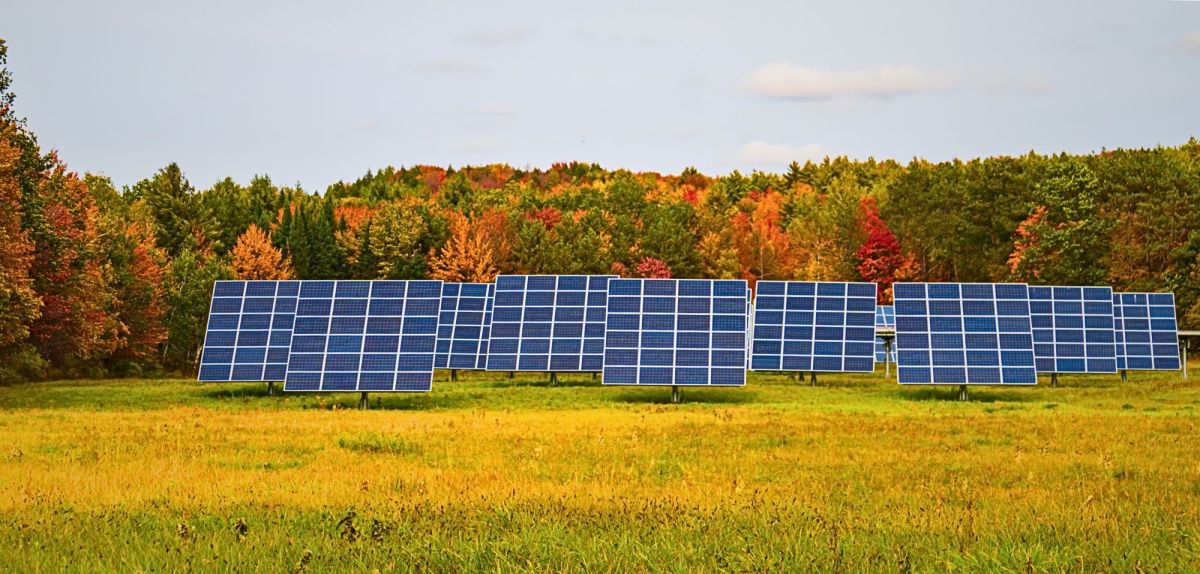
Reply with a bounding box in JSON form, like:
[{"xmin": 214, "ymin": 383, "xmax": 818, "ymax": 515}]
[
  {"xmin": 284, "ymin": 280, "xmax": 443, "ymax": 392},
  {"xmin": 746, "ymin": 288, "xmax": 753, "ymax": 369},
  {"xmin": 749, "ymin": 281, "xmax": 877, "ymax": 372},
  {"xmin": 1028, "ymin": 286, "xmax": 1117, "ymax": 373},
  {"xmin": 1113, "ymin": 292, "xmax": 1180, "ymax": 370},
  {"xmin": 199, "ymin": 280, "xmax": 298, "ymax": 382},
  {"xmin": 603, "ymin": 279, "xmax": 747, "ymax": 386},
  {"xmin": 894, "ymin": 283, "xmax": 1037, "ymax": 385},
  {"xmin": 435, "ymin": 282, "xmax": 494, "ymax": 370},
  {"xmin": 487, "ymin": 275, "xmax": 614, "ymax": 371},
  {"xmin": 875, "ymin": 305, "xmax": 896, "ymax": 363}
]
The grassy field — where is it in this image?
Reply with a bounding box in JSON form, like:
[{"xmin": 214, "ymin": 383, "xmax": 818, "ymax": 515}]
[{"xmin": 1, "ymin": 366, "xmax": 1199, "ymax": 573}]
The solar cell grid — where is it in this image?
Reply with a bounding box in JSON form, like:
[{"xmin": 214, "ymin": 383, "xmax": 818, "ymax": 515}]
[
  {"xmin": 894, "ymin": 282, "xmax": 1037, "ymax": 385},
  {"xmin": 199, "ymin": 280, "xmax": 299, "ymax": 382},
  {"xmin": 435, "ymin": 282, "xmax": 493, "ymax": 370},
  {"xmin": 603, "ymin": 279, "xmax": 747, "ymax": 386},
  {"xmin": 1028, "ymin": 286, "xmax": 1117, "ymax": 373},
  {"xmin": 284, "ymin": 280, "xmax": 442, "ymax": 392},
  {"xmin": 486, "ymin": 275, "xmax": 613, "ymax": 372},
  {"xmin": 1113, "ymin": 292, "xmax": 1180, "ymax": 370},
  {"xmin": 749, "ymin": 281, "xmax": 877, "ymax": 373}
]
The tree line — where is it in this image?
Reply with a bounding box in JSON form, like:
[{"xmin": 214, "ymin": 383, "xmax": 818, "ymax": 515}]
[{"xmin": 1, "ymin": 39, "xmax": 1198, "ymax": 382}]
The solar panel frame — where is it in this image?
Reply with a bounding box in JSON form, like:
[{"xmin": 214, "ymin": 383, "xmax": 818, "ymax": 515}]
[
  {"xmin": 486, "ymin": 275, "xmax": 615, "ymax": 372},
  {"xmin": 894, "ymin": 282, "xmax": 1037, "ymax": 385},
  {"xmin": 602, "ymin": 278, "xmax": 748, "ymax": 386},
  {"xmin": 434, "ymin": 282, "xmax": 494, "ymax": 370},
  {"xmin": 749, "ymin": 281, "xmax": 878, "ymax": 373},
  {"xmin": 199, "ymin": 280, "xmax": 299, "ymax": 382},
  {"xmin": 283, "ymin": 280, "xmax": 443, "ymax": 392},
  {"xmin": 875, "ymin": 305, "xmax": 896, "ymax": 364},
  {"xmin": 1028, "ymin": 286, "xmax": 1117, "ymax": 374},
  {"xmin": 1113, "ymin": 292, "xmax": 1181, "ymax": 371}
]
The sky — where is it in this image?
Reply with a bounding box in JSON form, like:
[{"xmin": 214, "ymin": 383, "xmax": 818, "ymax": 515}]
[{"xmin": 3, "ymin": 0, "xmax": 1199, "ymax": 192}]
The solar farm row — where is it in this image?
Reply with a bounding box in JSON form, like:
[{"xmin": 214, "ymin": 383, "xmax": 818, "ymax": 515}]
[{"xmin": 200, "ymin": 278, "xmax": 1182, "ymax": 392}]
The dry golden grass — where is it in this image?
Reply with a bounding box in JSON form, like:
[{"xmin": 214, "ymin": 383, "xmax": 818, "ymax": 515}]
[{"xmin": 1, "ymin": 370, "xmax": 1198, "ymax": 572}]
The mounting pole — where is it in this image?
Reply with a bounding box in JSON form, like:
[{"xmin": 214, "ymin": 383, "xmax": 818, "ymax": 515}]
[
  {"xmin": 450, "ymin": 369, "xmax": 458, "ymax": 382},
  {"xmin": 550, "ymin": 372, "xmax": 558, "ymax": 386},
  {"xmin": 809, "ymin": 372, "xmax": 818, "ymax": 386},
  {"xmin": 884, "ymin": 338, "xmax": 892, "ymax": 380},
  {"xmin": 1050, "ymin": 373, "xmax": 1058, "ymax": 388},
  {"xmin": 358, "ymin": 392, "xmax": 369, "ymax": 410},
  {"xmin": 267, "ymin": 381, "xmax": 275, "ymax": 396},
  {"xmin": 670, "ymin": 385, "xmax": 682, "ymax": 404},
  {"xmin": 1182, "ymin": 340, "xmax": 1189, "ymax": 382},
  {"xmin": 508, "ymin": 371, "xmax": 514, "ymax": 379},
  {"xmin": 957, "ymin": 385, "xmax": 969, "ymax": 401},
  {"xmin": 1120, "ymin": 370, "xmax": 1128, "ymax": 382}
]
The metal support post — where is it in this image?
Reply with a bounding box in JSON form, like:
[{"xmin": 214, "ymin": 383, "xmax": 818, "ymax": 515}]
[
  {"xmin": 670, "ymin": 385, "xmax": 682, "ymax": 404},
  {"xmin": 957, "ymin": 385, "xmax": 969, "ymax": 401}
]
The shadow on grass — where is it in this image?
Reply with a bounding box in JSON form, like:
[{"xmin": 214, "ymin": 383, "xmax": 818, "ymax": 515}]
[
  {"xmin": 894, "ymin": 387, "xmax": 1039, "ymax": 403},
  {"xmin": 484, "ymin": 376, "xmax": 604, "ymax": 389},
  {"xmin": 299, "ymin": 392, "xmax": 467, "ymax": 411},
  {"xmin": 199, "ymin": 383, "xmax": 278, "ymax": 400},
  {"xmin": 610, "ymin": 388, "xmax": 758, "ymax": 405}
]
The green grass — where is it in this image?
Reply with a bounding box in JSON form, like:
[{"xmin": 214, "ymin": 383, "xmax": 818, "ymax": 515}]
[{"xmin": 1, "ymin": 366, "xmax": 1198, "ymax": 572}]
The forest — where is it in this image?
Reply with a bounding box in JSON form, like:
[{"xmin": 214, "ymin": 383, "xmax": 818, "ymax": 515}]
[{"xmin": 2, "ymin": 39, "xmax": 1199, "ymax": 382}]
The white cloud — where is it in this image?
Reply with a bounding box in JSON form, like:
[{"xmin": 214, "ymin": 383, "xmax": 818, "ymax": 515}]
[
  {"xmin": 745, "ymin": 63, "xmax": 952, "ymax": 99},
  {"xmin": 1182, "ymin": 31, "xmax": 1200, "ymax": 54},
  {"xmin": 737, "ymin": 141, "xmax": 828, "ymax": 166},
  {"xmin": 462, "ymin": 26, "xmax": 535, "ymax": 45},
  {"xmin": 415, "ymin": 59, "xmax": 485, "ymax": 75},
  {"xmin": 466, "ymin": 104, "xmax": 517, "ymax": 117}
]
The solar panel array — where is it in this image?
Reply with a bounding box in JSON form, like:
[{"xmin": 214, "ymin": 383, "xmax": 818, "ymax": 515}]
[
  {"xmin": 199, "ymin": 280, "xmax": 299, "ymax": 382},
  {"xmin": 1113, "ymin": 292, "xmax": 1181, "ymax": 370},
  {"xmin": 603, "ymin": 279, "xmax": 747, "ymax": 386},
  {"xmin": 487, "ymin": 275, "xmax": 614, "ymax": 371},
  {"xmin": 875, "ymin": 305, "xmax": 896, "ymax": 363},
  {"xmin": 197, "ymin": 278, "xmax": 1185, "ymax": 392},
  {"xmin": 749, "ymin": 281, "xmax": 877, "ymax": 372},
  {"xmin": 435, "ymin": 283, "xmax": 494, "ymax": 370},
  {"xmin": 894, "ymin": 283, "xmax": 1037, "ymax": 385},
  {"xmin": 1028, "ymin": 286, "xmax": 1117, "ymax": 373},
  {"xmin": 284, "ymin": 280, "xmax": 442, "ymax": 392}
]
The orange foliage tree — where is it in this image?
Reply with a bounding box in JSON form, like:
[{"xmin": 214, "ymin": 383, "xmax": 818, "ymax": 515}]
[
  {"xmin": 230, "ymin": 224, "xmax": 295, "ymax": 280},
  {"xmin": 0, "ymin": 128, "xmax": 39, "ymax": 350},
  {"xmin": 428, "ymin": 213, "xmax": 497, "ymax": 283},
  {"xmin": 731, "ymin": 189, "xmax": 794, "ymax": 287}
]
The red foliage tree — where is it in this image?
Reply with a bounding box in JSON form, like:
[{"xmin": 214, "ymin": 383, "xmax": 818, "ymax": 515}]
[
  {"xmin": 855, "ymin": 196, "xmax": 907, "ymax": 302},
  {"xmin": 634, "ymin": 257, "xmax": 672, "ymax": 278}
]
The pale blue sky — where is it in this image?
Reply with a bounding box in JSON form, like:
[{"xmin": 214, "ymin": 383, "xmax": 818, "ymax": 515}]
[{"xmin": 4, "ymin": 0, "xmax": 1199, "ymax": 191}]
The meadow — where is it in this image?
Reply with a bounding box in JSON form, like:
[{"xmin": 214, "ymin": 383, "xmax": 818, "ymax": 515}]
[{"xmin": 1, "ymin": 367, "xmax": 1199, "ymax": 573}]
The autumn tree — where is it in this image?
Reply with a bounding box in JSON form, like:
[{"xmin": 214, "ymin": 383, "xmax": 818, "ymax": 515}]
[
  {"xmin": 731, "ymin": 189, "xmax": 794, "ymax": 286},
  {"xmin": 0, "ymin": 124, "xmax": 41, "ymax": 380},
  {"xmin": 855, "ymin": 196, "xmax": 908, "ymax": 302},
  {"xmin": 230, "ymin": 223, "xmax": 295, "ymax": 280},
  {"xmin": 428, "ymin": 212, "xmax": 497, "ymax": 282},
  {"xmin": 26, "ymin": 162, "xmax": 121, "ymax": 370}
]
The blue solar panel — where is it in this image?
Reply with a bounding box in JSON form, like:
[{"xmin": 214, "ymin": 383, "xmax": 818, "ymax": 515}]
[
  {"xmin": 284, "ymin": 280, "xmax": 443, "ymax": 392},
  {"xmin": 603, "ymin": 279, "xmax": 747, "ymax": 386},
  {"xmin": 875, "ymin": 305, "xmax": 896, "ymax": 363},
  {"xmin": 486, "ymin": 275, "xmax": 614, "ymax": 371},
  {"xmin": 894, "ymin": 282, "xmax": 1037, "ymax": 385},
  {"xmin": 749, "ymin": 281, "xmax": 877, "ymax": 372},
  {"xmin": 1028, "ymin": 286, "xmax": 1117, "ymax": 373},
  {"xmin": 435, "ymin": 282, "xmax": 493, "ymax": 370},
  {"xmin": 199, "ymin": 280, "xmax": 299, "ymax": 382},
  {"xmin": 1113, "ymin": 292, "xmax": 1180, "ymax": 371}
]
